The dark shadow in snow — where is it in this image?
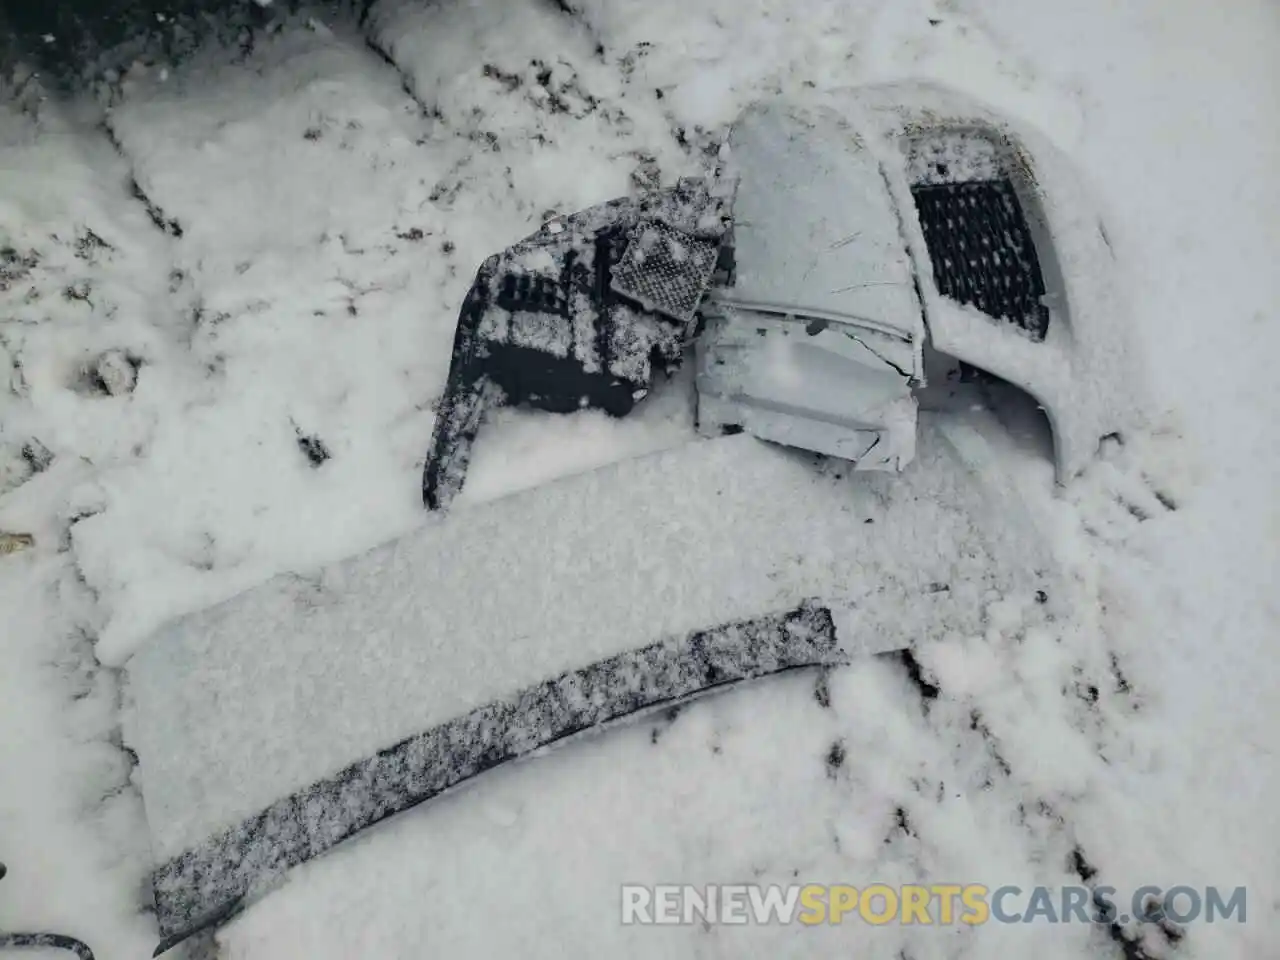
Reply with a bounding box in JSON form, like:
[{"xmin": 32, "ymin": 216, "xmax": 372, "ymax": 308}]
[
  {"xmin": 886, "ymin": 648, "xmax": 941, "ymax": 706},
  {"xmin": 916, "ymin": 341, "xmax": 1056, "ymax": 469},
  {"xmin": 1, "ymin": 0, "xmax": 320, "ymax": 89}
]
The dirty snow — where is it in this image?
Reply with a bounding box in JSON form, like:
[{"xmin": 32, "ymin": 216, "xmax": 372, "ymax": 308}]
[{"xmin": 1, "ymin": 1, "xmax": 1277, "ymax": 959}]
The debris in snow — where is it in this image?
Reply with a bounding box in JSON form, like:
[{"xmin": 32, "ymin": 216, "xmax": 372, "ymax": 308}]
[
  {"xmin": 824, "ymin": 739, "xmax": 846, "ymax": 778},
  {"xmin": 0, "ymin": 533, "xmax": 35, "ymax": 556},
  {"xmin": 422, "ymin": 178, "xmax": 730, "ymax": 508},
  {"xmin": 128, "ymin": 178, "xmax": 183, "ymax": 237},
  {"xmin": 482, "ymin": 64, "xmax": 522, "ymax": 92},
  {"xmin": 629, "ymin": 153, "xmax": 662, "ymax": 192},
  {"xmin": 888, "ymin": 648, "xmax": 942, "ymax": 704},
  {"xmin": 22, "ymin": 439, "xmax": 54, "ymax": 473},
  {"xmin": 2, "ymin": 6, "xmax": 1278, "ymax": 960},
  {"xmin": 74, "ymin": 229, "xmax": 113, "ymax": 261},
  {"xmin": 813, "ymin": 671, "xmax": 832, "ymax": 708},
  {"xmin": 1, "ymin": 246, "xmax": 39, "ymax": 290},
  {"xmin": 0, "ymin": 440, "xmax": 51, "ymax": 495},
  {"xmin": 93, "ymin": 350, "xmax": 140, "ymax": 397},
  {"xmin": 295, "ymin": 430, "xmax": 331, "ymax": 467}
]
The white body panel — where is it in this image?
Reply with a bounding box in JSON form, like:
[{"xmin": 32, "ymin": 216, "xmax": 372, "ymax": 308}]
[
  {"xmin": 716, "ymin": 102, "xmax": 926, "ymax": 348},
  {"xmin": 697, "ymin": 84, "xmax": 1140, "ymax": 483},
  {"xmin": 851, "ymin": 82, "xmax": 1143, "ymax": 482},
  {"xmin": 697, "ymin": 101, "xmax": 924, "ymax": 468}
]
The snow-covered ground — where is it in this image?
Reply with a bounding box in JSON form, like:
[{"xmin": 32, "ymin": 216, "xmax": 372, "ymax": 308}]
[{"xmin": 1, "ymin": 0, "xmax": 1277, "ymax": 958}]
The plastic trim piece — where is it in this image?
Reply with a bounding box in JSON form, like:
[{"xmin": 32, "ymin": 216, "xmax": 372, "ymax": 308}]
[{"xmin": 149, "ymin": 602, "xmax": 845, "ymax": 955}]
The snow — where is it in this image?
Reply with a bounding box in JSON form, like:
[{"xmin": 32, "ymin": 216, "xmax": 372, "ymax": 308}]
[
  {"xmin": 904, "ymin": 130, "xmax": 1003, "ymax": 185},
  {"xmin": 1, "ymin": 2, "xmax": 1278, "ymax": 960},
  {"xmin": 461, "ymin": 376, "xmax": 695, "ymax": 503}
]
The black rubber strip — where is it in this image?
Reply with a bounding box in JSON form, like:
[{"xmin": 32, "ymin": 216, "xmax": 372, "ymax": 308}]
[
  {"xmin": 0, "ymin": 933, "xmax": 95, "ymax": 960},
  {"xmin": 150, "ymin": 601, "xmax": 844, "ymax": 955},
  {"xmin": 421, "ymin": 259, "xmax": 498, "ymax": 511}
]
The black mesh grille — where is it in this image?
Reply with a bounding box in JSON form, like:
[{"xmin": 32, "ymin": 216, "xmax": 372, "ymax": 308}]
[
  {"xmin": 911, "ymin": 179, "xmax": 1050, "ymax": 341},
  {"xmin": 610, "ymin": 219, "xmax": 721, "ymax": 324}
]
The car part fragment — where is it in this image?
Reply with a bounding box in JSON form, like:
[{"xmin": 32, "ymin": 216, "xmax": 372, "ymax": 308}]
[
  {"xmin": 422, "ymin": 178, "xmax": 733, "ymax": 510},
  {"xmin": 122, "ymin": 81, "xmax": 1125, "ymax": 957},
  {"xmin": 856, "ymin": 82, "xmax": 1141, "ymax": 481},
  {"xmin": 126, "ymin": 421, "xmax": 1049, "ymax": 955},
  {"xmin": 695, "ymin": 102, "xmax": 923, "ymax": 469},
  {"xmin": 148, "ymin": 602, "xmax": 845, "ymax": 954},
  {"xmin": 422, "ymin": 85, "xmax": 1137, "ymax": 508}
]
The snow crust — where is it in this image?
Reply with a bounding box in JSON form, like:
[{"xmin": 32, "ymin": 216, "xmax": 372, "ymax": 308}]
[{"xmin": 904, "ymin": 130, "xmax": 1002, "ymax": 185}]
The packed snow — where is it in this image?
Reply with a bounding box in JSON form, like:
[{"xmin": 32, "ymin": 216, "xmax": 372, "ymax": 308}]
[{"xmin": 1, "ymin": 1, "xmax": 1277, "ymax": 959}]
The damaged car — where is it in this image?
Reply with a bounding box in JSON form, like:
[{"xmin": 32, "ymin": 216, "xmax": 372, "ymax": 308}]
[
  {"xmin": 111, "ymin": 82, "xmax": 1138, "ymax": 956},
  {"xmin": 422, "ymin": 82, "xmax": 1136, "ymax": 510}
]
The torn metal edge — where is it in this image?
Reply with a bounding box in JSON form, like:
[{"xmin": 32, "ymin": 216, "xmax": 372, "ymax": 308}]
[{"xmin": 150, "ymin": 601, "xmax": 847, "ymax": 955}]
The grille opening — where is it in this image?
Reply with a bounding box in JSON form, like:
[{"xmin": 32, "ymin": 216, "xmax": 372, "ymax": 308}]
[
  {"xmin": 916, "ymin": 340, "xmax": 1056, "ymax": 468},
  {"xmin": 903, "ymin": 129, "xmax": 1053, "ymax": 342},
  {"xmin": 911, "ymin": 179, "xmax": 1050, "ymax": 341}
]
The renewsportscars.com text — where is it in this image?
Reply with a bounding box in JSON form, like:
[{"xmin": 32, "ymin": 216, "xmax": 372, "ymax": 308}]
[{"xmin": 621, "ymin": 883, "xmax": 1246, "ymax": 926}]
